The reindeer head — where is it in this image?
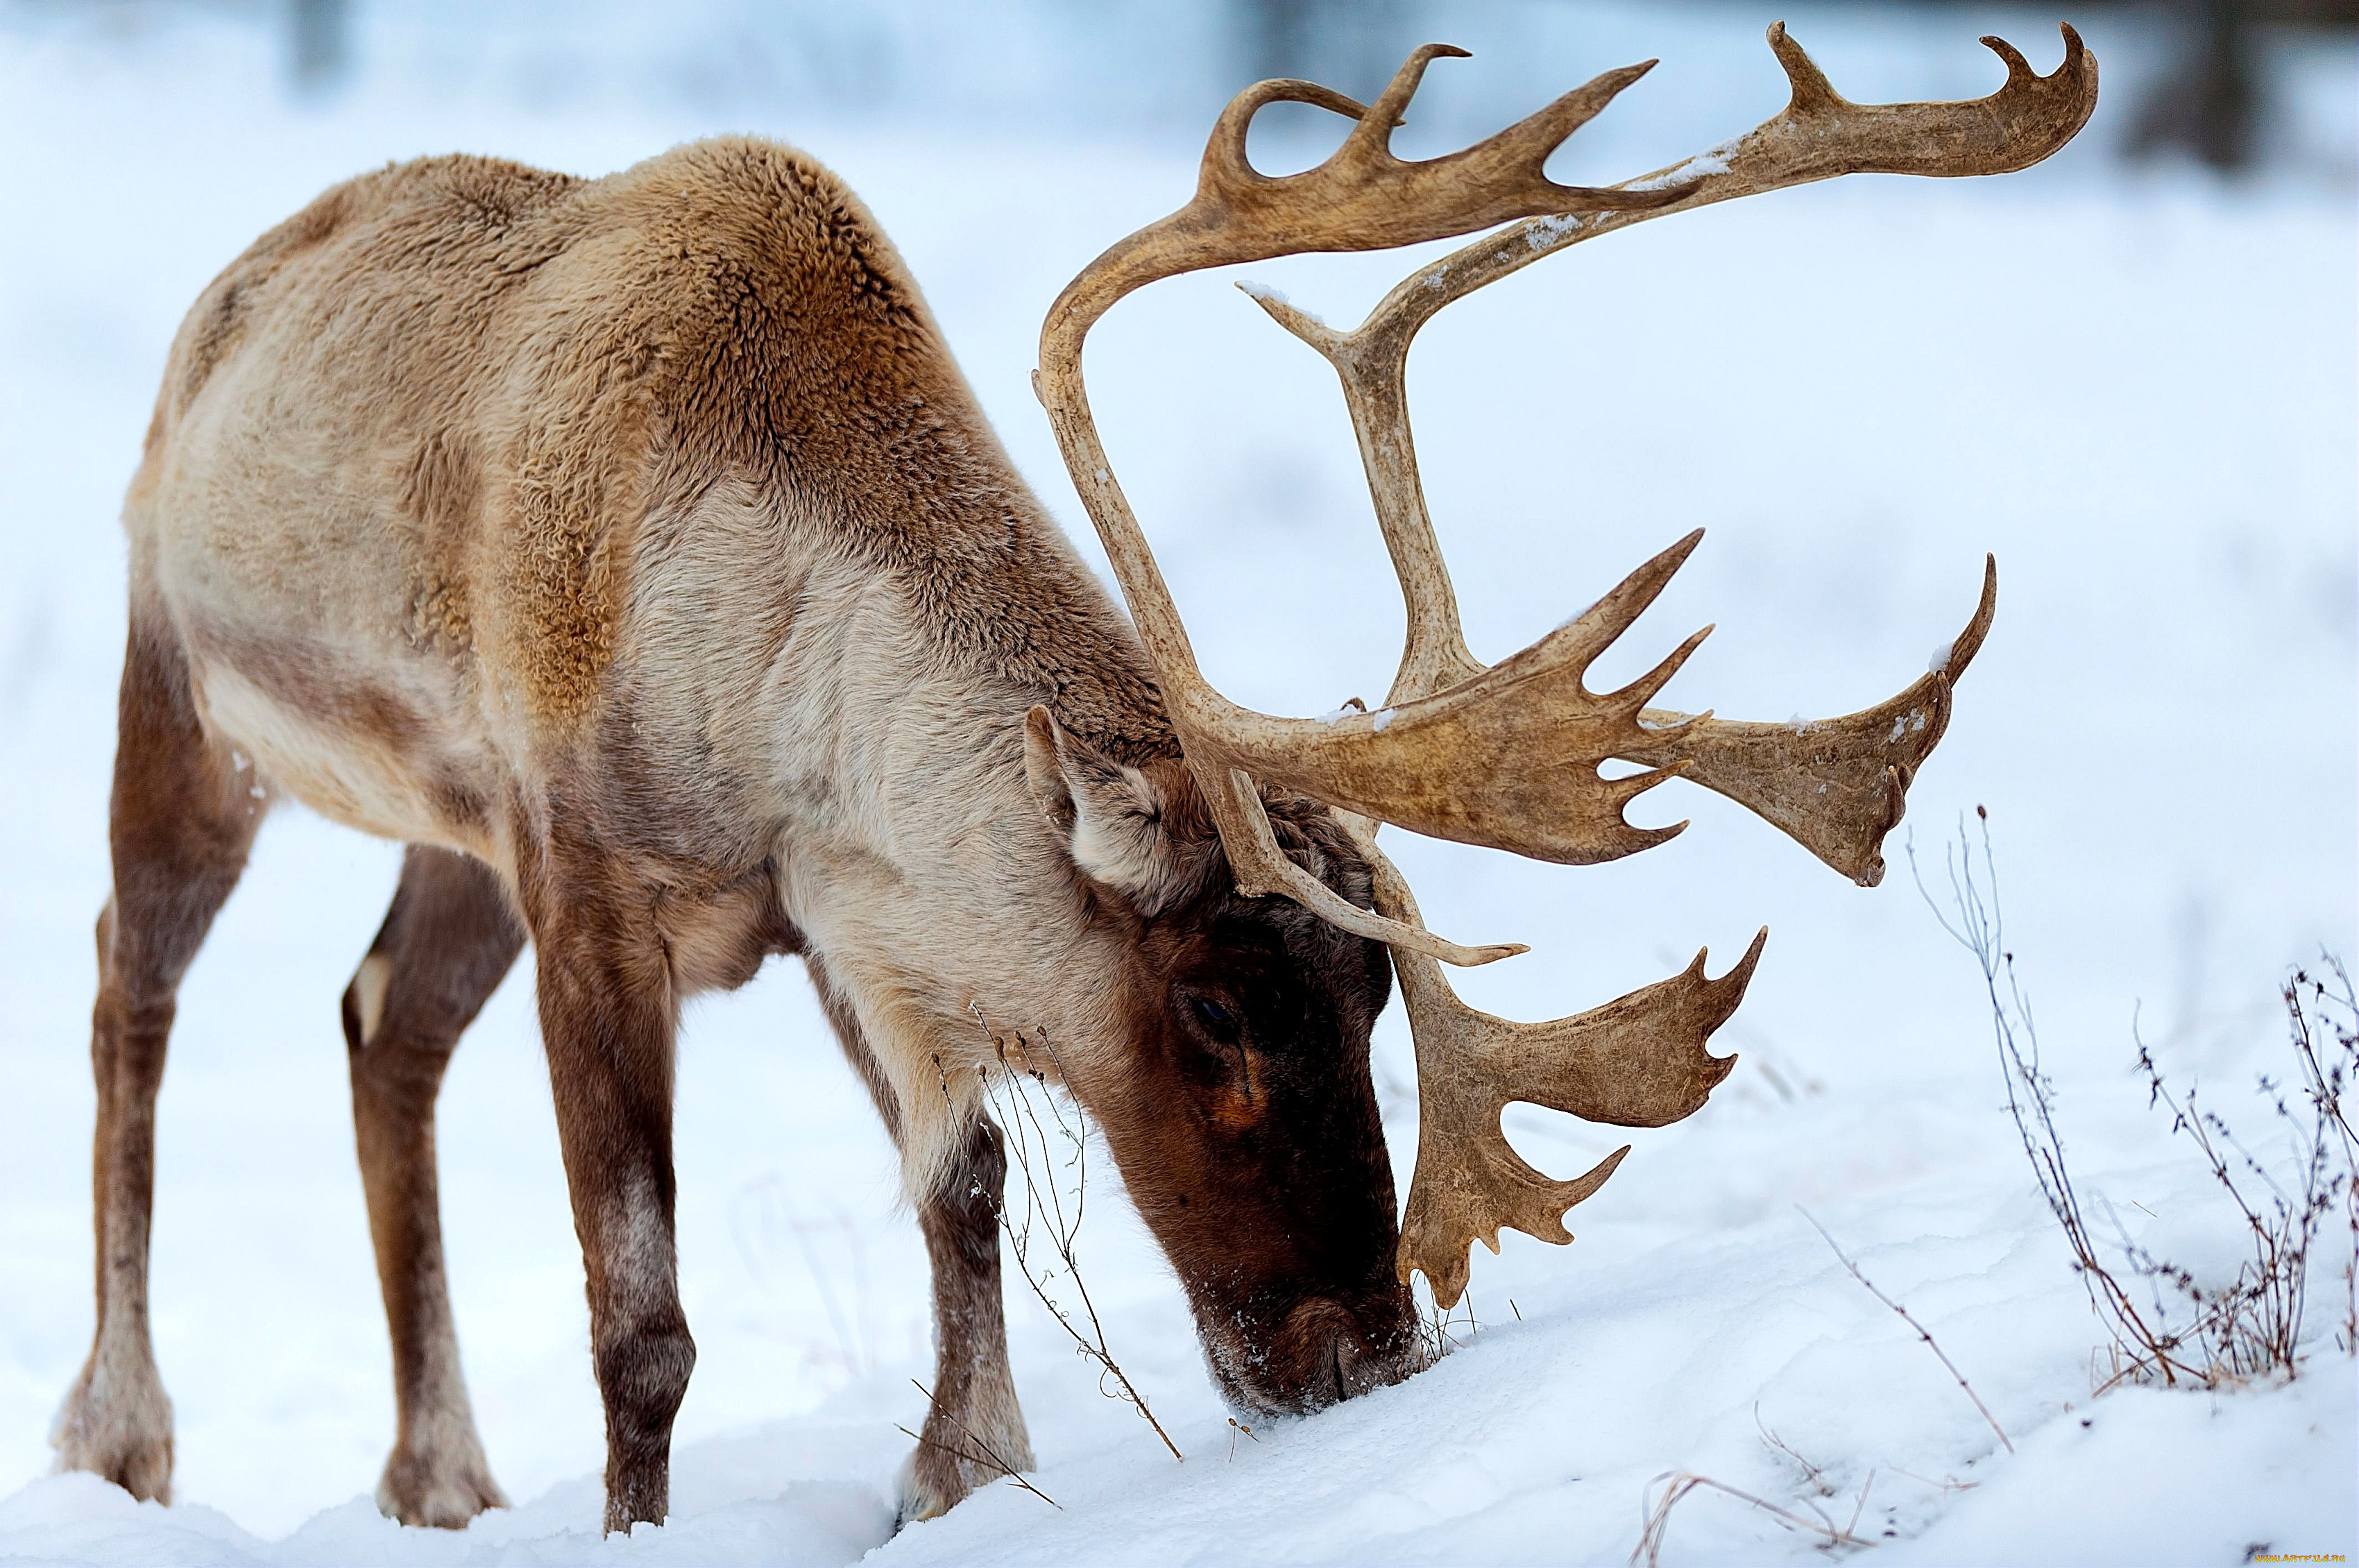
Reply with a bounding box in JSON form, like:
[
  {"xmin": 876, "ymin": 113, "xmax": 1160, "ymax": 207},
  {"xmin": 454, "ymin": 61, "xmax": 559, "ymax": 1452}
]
[
  {"xmin": 1021, "ymin": 708, "xmax": 1415, "ymax": 1413},
  {"xmin": 1028, "ymin": 22, "xmax": 2093, "ymax": 1404}
]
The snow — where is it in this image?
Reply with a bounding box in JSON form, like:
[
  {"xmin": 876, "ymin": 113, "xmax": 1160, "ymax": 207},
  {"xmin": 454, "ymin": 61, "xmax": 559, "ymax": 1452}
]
[
  {"xmin": 0, "ymin": 3, "xmax": 2352, "ymax": 1565},
  {"xmin": 1626, "ymin": 148, "xmax": 1731, "ymax": 193}
]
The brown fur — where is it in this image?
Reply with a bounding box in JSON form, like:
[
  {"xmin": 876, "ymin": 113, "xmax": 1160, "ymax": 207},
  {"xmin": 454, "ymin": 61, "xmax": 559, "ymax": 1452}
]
[
  {"xmin": 65, "ymin": 137, "xmax": 1418, "ymax": 1534},
  {"xmin": 813, "ymin": 958, "xmax": 1032, "ymax": 1523},
  {"xmin": 54, "ymin": 606, "xmax": 265, "ymax": 1504},
  {"xmin": 339, "ymin": 847, "xmax": 523, "ymax": 1526}
]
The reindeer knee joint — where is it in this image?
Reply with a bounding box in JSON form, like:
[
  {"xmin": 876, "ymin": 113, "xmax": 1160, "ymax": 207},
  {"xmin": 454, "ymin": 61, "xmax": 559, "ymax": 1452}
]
[{"xmin": 595, "ymin": 1318, "xmax": 695, "ymax": 1443}]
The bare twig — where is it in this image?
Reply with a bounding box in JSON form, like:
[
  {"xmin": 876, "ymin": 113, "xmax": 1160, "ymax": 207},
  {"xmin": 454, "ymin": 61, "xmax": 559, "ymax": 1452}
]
[
  {"xmin": 2288, "ymin": 958, "xmax": 2359, "ymax": 1354},
  {"xmin": 1885, "ymin": 1465, "xmax": 1977, "ymax": 1495},
  {"xmin": 1800, "ymin": 1209, "xmax": 2013, "ymax": 1454},
  {"xmin": 1631, "ymin": 1470, "xmax": 1873, "ymax": 1567},
  {"xmin": 955, "ymin": 1012, "xmax": 1184, "ymax": 1462},
  {"xmin": 1754, "ymin": 1405, "xmax": 1835, "ymax": 1497},
  {"xmin": 1412, "ymin": 1274, "xmax": 1479, "ymax": 1363},
  {"xmin": 901, "ymin": 1379, "xmax": 1059, "ymax": 1509}
]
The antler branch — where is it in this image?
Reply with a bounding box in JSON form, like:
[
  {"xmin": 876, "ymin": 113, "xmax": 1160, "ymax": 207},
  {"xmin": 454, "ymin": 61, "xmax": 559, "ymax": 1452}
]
[
  {"xmin": 1324, "ymin": 23, "xmax": 2097, "ymax": 361},
  {"xmin": 1359, "ymin": 830, "xmax": 1761, "ymax": 1309},
  {"xmin": 1230, "ymin": 25, "xmax": 2084, "ymax": 1296},
  {"xmin": 1036, "ymin": 26, "xmax": 2093, "ymax": 1303},
  {"xmin": 1038, "ymin": 51, "xmax": 1677, "ymax": 962},
  {"xmin": 1243, "ymin": 22, "xmax": 2078, "ymax": 885}
]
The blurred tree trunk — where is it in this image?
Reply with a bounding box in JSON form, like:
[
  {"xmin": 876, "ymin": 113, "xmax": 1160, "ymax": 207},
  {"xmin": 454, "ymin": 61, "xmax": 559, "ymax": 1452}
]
[
  {"xmin": 2129, "ymin": 0, "xmax": 2258, "ymax": 169},
  {"xmin": 1230, "ymin": 0, "xmax": 1406, "ymax": 99},
  {"xmin": 289, "ymin": 0, "xmax": 348, "ymax": 92}
]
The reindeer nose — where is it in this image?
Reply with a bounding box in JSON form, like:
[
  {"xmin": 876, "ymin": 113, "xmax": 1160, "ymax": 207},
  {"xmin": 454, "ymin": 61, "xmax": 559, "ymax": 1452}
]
[
  {"xmin": 1331, "ymin": 1323, "xmax": 1418, "ymax": 1401},
  {"xmin": 1284, "ymin": 1294, "xmax": 1418, "ymax": 1407}
]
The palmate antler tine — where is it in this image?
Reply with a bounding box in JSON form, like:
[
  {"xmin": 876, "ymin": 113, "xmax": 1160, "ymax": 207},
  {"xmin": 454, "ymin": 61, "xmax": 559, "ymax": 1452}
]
[
  {"xmin": 1213, "ymin": 534, "xmax": 1716, "ymax": 866},
  {"xmin": 1260, "ymin": 230, "xmax": 2000, "ymax": 883},
  {"xmin": 1037, "ymin": 48, "xmax": 1680, "ymax": 962},
  {"xmin": 1354, "ymin": 830, "xmax": 1761, "ymax": 1308},
  {"xmin": 1628, "ymin": 556, "xmax": 1999, "ymax": 887}
]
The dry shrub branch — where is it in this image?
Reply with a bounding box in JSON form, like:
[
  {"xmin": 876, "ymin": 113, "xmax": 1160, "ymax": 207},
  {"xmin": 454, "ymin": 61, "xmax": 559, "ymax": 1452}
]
[
  {"xmin": 952, "ymin": 1012, "xmax": 1183, "ymax": 1462},
  {"xmin": 1912, "ymin": 809, "xmax": 2358, "ymax": 1388},
  {"xmin": 899, "ymin": 1377, "xmax": 1059, "ymax": 1509}
]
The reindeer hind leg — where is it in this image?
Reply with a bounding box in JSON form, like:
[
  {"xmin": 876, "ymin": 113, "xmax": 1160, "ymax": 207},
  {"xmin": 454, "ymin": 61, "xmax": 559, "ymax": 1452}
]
[
  {"xmin": 53, "ymin": 608, "xmax": 266, "ymax": 1502},
  {"xmin": 343, "ymin": 844, "xmax": 524, "ymax": 1528}
]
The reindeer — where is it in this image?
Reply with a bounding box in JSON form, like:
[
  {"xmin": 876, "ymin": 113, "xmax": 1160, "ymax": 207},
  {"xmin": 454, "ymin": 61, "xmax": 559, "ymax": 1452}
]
[{"xmin": 51, "ymin": 24, "xmax": 2093, "ymax": 1535}]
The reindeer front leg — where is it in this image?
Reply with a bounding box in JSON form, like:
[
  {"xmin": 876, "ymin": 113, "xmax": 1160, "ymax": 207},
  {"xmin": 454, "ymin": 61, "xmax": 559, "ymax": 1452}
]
[
  {"xmin": 805, "ymin": 960, "xmax": 1032, "ymax": 1525},
  {"xmin": 904, "ymin": 1115, "xmax": 1031, "ymax": 1522},
  {"xmin": 525, "ymin": 869, "xmax": 693, "ymax": 1534}
]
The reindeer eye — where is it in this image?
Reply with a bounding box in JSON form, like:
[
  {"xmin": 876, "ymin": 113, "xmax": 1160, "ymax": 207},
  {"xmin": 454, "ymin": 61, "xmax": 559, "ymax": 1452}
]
[{"xmin": 1190, "ymin": 996, "xmax": 1238, "ymax": 1040}]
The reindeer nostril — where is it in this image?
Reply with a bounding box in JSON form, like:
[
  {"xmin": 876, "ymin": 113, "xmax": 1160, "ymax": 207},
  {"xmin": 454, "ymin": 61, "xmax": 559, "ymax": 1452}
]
[{"xmin": 1273, "ymin": 1296, "xmax": 1417, "ymax": 1410}]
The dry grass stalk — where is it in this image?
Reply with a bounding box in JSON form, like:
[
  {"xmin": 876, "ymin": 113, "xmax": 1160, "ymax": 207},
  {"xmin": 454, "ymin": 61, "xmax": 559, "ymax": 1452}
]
[
  {"xmin": 1884, "ymin": 1466, "xmax": 1977, "ymax": 1496},
  {"xmin": 954, "ymin": 1012, "xmax": 1184, "ymax": 1463},
  {"xmin": 1753, "ymin": 1406, "xmax": 1836, "ymax": 1498},
  {"xmin": 899, "ymin": 1378, "xmax": 1059, "ymax": 1510},
  {"xmin": 1414, "ymin": 1280, "xmax": 1481, "ymax": 1363},
  {"xmin": 1799, "ymin": 1209, "xmax": 2013, "ymax": 1454},
  {"xmin": 1913, "ymin": 810, "xmax": 2359, "ymax": 1389},
  {"xmin": 1630, "ymin": 1469, "xmax": 1875, "ymax": 1567}
]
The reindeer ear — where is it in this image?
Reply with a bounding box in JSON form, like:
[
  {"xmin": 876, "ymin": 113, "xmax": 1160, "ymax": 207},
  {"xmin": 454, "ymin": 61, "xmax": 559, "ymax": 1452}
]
[{"xmin": 1023, "ymin": 706, "xmax": 1192, "ymax": 915}]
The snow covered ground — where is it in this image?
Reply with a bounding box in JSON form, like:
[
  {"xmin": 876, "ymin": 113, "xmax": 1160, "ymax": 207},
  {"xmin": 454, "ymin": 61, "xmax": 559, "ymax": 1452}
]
[{"xmin": 0, "ymin": 3, "xmax": 2352, "ymax": 1563}]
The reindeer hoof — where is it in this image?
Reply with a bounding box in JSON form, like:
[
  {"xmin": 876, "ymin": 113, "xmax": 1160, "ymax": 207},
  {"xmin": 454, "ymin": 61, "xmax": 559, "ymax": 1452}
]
[
  {"xmin": 51, "ymin": 1361, "xmax": 176, "ymax": 1504},
  {"xmin": 376, "ymin": 1447, "xmax": 506, "ymax": 1529},
  {"xmin": 894, "ymin": 1448, "xmax": 962, "ymax": 1529}
]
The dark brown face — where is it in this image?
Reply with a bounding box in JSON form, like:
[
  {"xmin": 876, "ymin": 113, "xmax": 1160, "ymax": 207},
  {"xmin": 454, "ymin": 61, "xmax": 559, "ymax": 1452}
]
[
  {"xmin": 1021, "ymin": 708, "xmax": 1424, "ymax": 1415},
  {"xmin": 1098, "ymin": 864, "xmax": 1422, "ymax": 1416}
]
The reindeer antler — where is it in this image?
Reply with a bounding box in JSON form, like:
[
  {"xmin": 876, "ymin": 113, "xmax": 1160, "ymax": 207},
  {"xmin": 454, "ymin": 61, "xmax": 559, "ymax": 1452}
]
[
  {"xmin": 1037, "ymin": 50, "xmax": 1682, "ymax": 963},
  {"xmin": 1037, "ymin": 25, "xmax": 2095, "ymax": 1305}
]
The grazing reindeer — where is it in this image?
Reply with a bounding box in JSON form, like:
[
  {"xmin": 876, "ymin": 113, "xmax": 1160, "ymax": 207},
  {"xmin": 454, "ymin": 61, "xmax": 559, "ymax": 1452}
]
[{"xmin": 53, "ymin": 24, "xmax": 2093, "ymax": 1534}]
